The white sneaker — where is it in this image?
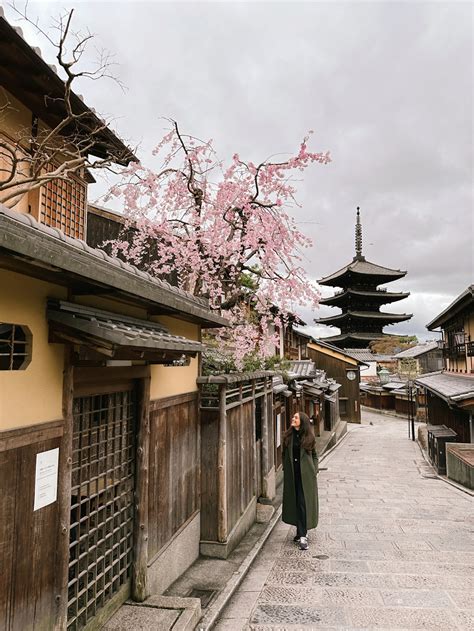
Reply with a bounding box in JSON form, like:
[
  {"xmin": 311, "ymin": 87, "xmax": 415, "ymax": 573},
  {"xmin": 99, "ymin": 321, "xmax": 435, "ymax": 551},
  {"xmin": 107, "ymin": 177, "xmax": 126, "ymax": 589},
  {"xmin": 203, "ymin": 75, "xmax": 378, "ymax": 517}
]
[{"xmin": 299, "ymin": 536, "xmax": 308, "ymax": 550}]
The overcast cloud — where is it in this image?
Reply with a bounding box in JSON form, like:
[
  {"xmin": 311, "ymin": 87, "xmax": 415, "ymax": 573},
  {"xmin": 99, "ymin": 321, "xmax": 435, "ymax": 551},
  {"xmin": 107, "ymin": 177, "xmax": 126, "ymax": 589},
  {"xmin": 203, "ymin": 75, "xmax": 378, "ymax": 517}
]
[{"xmin": 6, "ymin": 1, "xmax": 472, "ymax": 341}]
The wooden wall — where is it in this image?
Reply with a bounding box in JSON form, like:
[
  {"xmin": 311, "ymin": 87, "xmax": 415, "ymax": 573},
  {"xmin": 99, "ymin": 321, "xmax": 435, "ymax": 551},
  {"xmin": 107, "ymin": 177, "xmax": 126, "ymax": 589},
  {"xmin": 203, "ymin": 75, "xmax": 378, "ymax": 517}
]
[
  {"xmin": 426, "ymin": 391, "xmax": 470, "ymax": 443},
  {"xmin": 226, "ymin": 400, "xmax": 255, "ymax": 534},
  {"xmin": 308, "ymin": 348, "xmax": 361, "ymax": 423},
  {"xmin": 0, "ymin": 421, "xmax": 63, "ymax": 631},
  {"xmin": 200, "ymin": 408, "xmax": 219, "ymax": 542},
  {"xmin": 148, "ymin": 392, "xmax": 199, "ymax": 559}
]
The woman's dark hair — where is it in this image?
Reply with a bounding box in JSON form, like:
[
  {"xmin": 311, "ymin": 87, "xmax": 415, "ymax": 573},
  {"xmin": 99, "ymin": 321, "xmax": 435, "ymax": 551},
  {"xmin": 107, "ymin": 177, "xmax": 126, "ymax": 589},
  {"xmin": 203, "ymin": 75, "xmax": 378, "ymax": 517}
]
[{"xmin": 283, "ymin": 411, "xmax": 315, "ymax": 453}]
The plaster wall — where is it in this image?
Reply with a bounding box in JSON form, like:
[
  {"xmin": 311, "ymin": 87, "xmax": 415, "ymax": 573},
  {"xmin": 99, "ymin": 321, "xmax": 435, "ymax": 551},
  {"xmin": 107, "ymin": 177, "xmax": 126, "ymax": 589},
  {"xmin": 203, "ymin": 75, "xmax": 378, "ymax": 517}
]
[
  {"xmin": 0, "ymin": 270, "xmax": 66, "ymax": 429},
  {"xmin": 149, "ymin": 316, "xmax": 200, "ymax": 398}
]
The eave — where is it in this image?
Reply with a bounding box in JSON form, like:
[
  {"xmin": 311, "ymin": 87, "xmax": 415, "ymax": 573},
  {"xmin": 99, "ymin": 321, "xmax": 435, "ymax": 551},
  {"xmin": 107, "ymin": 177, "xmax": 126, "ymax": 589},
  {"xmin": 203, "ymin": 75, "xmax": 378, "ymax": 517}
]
[
  {"xmin": 320, "ymin": 289, "xmax": 410, "ymax": 307},
  {"xmin": 0, "ymin": 206, "xmax": 228, "ymax": 328},
  {"xmin": 0, "ymin": 14, "xmax": 136, "ymax": 165},
  {"xmin": 318, "ymin": 257, "xmax": 407, "ymax": 287},
  {"xmin": 427, "ymin": 285, "xmax": 474, "ymax": 330},
  {"xmin": 316, "ymin": 310, "xmax": 412, "ymax": 325},
  {"xmin": 319, "ymin": 332, "xmax": 399, "ymax": 345}
]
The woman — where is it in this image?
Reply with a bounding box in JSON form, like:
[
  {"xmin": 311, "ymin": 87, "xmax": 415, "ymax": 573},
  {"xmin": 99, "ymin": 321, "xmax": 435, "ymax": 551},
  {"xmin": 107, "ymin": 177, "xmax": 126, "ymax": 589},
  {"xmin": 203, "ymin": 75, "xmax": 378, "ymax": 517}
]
[{"xmin": 282, "ymin": 411, "xmax": 319, "ymax": 550}]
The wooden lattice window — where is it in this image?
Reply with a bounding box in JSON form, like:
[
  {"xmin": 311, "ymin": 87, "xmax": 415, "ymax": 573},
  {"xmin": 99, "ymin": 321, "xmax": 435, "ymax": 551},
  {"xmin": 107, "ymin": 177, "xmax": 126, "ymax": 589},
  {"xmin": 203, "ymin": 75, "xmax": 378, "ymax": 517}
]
[
  {"xmin": 41, "ymin": 171, "xmax": 87, "ymax": 240},
  {"xmin": 0, "ymin": 323, "xmax": 32, "ymax": 370}
]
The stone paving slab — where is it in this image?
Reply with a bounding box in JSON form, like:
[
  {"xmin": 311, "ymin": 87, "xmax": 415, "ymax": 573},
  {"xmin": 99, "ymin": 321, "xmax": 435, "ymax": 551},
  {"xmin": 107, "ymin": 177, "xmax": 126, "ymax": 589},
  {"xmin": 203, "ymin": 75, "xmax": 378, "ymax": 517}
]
[
  {"xmin": 214, "ymin": 410, "xmax": 474, "ymax": 630},
  {"xmin": 103, "ymin": 605, "xmax": 180, "ymax": 630}
]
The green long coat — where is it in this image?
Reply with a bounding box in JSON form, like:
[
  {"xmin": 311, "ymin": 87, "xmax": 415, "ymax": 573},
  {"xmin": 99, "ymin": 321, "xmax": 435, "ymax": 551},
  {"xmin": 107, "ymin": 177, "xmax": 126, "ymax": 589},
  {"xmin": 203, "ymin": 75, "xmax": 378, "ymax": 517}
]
[{"xmin": 282, "ymin": 433, "xmax": 319, "ymax": 530}]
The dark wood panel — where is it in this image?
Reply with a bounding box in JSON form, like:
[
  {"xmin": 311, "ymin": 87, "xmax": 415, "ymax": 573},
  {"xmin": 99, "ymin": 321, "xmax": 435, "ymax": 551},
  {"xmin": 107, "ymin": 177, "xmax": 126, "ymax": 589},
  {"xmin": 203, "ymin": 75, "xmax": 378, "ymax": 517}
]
[
  {"xmin": 0, "ymin": 419, "xmax": 63, "ymax": 452},
  {"xmin": 427, "ymin": 392, "xmax": 470, "ymax": 443},
  {"xmin": 225, "ymin": 400, "xmax": 255, "ymax": 535},
  {"xmin": 200, "ymin": 409, "xmax": 218, "ymax": 542},
  {"xmin": 0, "ymin": 436, "xmax": 61, "ymax": 631},
  {"xmin": 0, "ymin": 449, "xmax": 17, "ymax": 630},
  {"xmin": 150, "ymin": 391, "xmax": 197, "ymax": 411},
  {"xmin": 148, "ymin": 394, "xmax": 199, "ymax": 558}
]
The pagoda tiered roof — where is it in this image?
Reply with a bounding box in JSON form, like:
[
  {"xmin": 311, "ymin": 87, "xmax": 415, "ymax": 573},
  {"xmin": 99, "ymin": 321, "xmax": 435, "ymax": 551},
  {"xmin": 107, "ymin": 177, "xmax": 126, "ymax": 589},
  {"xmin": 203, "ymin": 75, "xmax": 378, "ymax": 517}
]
[
  {"xmin": 320, "ymin": 288, "xmax": 410, "ymax": 307},
  {"xmin": 316, "ymin": 310, "xmax": 412, "ymax": 326},
  {"xmin": 318, "ymin": 256, "xmax": 406, "ymax": 288},
  {"xmin": 315, "ymin": 207, "xmax": 412, "ymax": 348},
  {"xmin": 320, "ymin": 331, "xmax": 399, "ymax": 348}
]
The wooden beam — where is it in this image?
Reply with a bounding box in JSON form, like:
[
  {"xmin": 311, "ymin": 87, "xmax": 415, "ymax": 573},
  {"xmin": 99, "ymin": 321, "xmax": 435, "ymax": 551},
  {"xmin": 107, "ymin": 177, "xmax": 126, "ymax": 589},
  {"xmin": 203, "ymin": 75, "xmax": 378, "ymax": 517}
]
[
  {"xmin": 132, "ymin": 370, "xmax": 151, "ymax": 601},
  {"xmin": 261, "ymin": 379, "xmax": 269, "ymax": 491},
  {"xmin": 54, "ymin": 346, "xmax": 74, "ymax": 629}
]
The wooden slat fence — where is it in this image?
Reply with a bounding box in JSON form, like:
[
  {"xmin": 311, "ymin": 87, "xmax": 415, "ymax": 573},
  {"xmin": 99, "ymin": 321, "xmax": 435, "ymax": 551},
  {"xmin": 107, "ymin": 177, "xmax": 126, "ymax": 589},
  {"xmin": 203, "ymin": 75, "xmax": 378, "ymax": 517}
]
[{"xmin": 148, "ymin": 392, "xmax": 199, "ymax": 560}]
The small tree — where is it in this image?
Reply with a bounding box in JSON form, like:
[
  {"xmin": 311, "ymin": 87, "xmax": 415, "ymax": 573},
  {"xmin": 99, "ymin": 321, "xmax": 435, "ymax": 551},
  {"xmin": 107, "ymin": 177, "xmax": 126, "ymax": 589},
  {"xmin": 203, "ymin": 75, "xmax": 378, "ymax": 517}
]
[
  {"xmin": 370, "ymin": 335, "xmax": 418, "ymax": 356},
  {"xmin": 108, "ymin": 121, "xmax": 330, "ymax": 367},
  {"xmin": 0, "ymin": 6, "xmax": 134, "ymax": 209}
]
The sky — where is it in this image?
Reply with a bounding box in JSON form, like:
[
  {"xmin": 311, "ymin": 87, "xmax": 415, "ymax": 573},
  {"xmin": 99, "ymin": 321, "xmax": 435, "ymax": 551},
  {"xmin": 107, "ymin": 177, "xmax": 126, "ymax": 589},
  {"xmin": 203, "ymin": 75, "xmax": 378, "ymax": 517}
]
[{"xmin": 4, "ymin": 1, "xmax": 472, "ymax": 341}]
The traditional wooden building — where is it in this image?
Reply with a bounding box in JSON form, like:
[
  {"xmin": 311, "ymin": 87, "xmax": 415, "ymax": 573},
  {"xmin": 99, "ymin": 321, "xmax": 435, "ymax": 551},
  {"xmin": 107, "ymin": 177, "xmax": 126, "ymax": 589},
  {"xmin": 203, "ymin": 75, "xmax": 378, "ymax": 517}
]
[
  {"xmin": 394, "ymin": 342, "xmax": 443, "ymax": 378},
  {"xmin": 416, "ymin": 286, "xmax": 474, "ymax": 445},
  {"xmin": 0, "ymin": 17, "xmax": 229, "ymax": 630},
  {"xmin": 307, "ymin": 339, "xmax": 365, "ymax": 423},
  {"xmin": 316, "ymin": 208, "xmax": 412, "ymax": 348}
]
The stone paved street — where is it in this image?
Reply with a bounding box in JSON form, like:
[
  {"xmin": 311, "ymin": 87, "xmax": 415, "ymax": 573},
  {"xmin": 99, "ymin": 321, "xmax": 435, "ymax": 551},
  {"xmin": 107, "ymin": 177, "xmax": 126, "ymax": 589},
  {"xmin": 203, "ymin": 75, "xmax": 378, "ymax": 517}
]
[{"xmin": 214, "ymin": 410, "xmax": 474, "ymax": 630}]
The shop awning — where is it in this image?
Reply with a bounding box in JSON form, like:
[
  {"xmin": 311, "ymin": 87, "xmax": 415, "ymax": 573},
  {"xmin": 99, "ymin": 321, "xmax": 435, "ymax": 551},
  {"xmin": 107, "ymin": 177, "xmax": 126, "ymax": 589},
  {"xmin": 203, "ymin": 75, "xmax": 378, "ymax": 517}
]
[{"xmin": 47, "ymin": 300, "xmax": 202, "ymax": 363}]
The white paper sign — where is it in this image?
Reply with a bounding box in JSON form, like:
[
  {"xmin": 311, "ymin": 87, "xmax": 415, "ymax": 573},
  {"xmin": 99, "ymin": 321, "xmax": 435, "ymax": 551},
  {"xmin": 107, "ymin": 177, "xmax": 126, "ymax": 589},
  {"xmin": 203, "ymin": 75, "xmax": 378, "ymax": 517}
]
[
  {"xmin": 34, "ymin": 448, "xmax": 59, "ymax": 511},
  {"xmin": 276, "ymin": 413, "xmax": 282, "ymax": 447}
]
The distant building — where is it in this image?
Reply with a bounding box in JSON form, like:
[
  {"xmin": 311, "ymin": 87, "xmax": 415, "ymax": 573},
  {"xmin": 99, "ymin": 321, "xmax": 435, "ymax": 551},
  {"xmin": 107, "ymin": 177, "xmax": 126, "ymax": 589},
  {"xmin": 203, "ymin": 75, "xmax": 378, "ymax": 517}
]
[
  {"xmin": 344, "ymin": 348, "xmax": 394, "ymax": 381},
  {"xmin": 307, "ymin": 339, "xmax": 367, "ymax": 424},
  {"xmin": 395, "ymin": 342, "xmax": 443, "ymax": 378},
  {"xmin": 316, "ymin": 208, "xmax": 412, "ymax": 348},
  {"xmin": 416, "ymin": 285, "xmax": 474, "ymax": 444}
]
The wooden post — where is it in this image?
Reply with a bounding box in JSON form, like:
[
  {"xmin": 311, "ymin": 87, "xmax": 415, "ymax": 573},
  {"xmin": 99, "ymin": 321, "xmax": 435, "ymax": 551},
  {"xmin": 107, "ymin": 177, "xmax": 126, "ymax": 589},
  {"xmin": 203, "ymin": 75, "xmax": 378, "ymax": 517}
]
[
  {"xmin": 54, "ymin": 347, "xmax": 74, "ymax": 630},
  {"xmin": 132, "ymin": 371, "xmax": 151, "ymax": 601},
  {"xmin": 217, "ymin": 384, "xmax": 227, "ymax": 543},
  {"xmin": 252, "ymin": 380, "xmax": 257, "ymax": 499},
  {"xmin": 261, "ymin": 378, "xmax": 269, "ymax": 496}
]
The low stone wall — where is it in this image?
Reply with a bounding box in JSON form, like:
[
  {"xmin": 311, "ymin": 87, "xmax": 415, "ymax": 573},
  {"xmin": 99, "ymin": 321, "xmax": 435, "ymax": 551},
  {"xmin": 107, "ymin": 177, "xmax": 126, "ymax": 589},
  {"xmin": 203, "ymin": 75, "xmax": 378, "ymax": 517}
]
[{"xmin": 446, "ymin": 443, "xmax": 474, "ymax": 490}]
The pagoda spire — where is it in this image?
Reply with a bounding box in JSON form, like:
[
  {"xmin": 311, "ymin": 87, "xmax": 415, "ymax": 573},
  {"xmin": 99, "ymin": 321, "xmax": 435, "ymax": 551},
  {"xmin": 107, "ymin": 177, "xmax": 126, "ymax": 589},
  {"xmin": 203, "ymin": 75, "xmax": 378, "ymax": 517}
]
[{"xmin": 355, "ymin": 206, "xmax": 364, "ymax": 260}]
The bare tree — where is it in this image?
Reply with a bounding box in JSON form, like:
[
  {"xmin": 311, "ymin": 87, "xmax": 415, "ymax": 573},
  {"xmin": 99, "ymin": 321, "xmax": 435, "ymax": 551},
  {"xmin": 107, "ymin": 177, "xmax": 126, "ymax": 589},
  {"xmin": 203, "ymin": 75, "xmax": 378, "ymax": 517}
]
[{"xmin": 0, "ymin": 5, "xmax": 135, "ymax": 209}]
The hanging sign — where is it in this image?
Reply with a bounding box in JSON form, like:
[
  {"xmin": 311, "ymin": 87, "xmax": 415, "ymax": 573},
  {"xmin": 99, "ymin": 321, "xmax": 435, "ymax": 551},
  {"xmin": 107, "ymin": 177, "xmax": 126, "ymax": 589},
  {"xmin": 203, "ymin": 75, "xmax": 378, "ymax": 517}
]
[{"xmin": 34, "ymin": 447, "xmax": 59, "ymax": 511}]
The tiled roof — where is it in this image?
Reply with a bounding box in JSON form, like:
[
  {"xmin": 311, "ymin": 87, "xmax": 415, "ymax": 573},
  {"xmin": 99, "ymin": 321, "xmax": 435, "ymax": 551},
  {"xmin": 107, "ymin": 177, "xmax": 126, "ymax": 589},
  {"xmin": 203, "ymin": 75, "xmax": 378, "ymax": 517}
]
[
  {"xmin": 395, "ymin": 342, "xmax": 439, "ymax": 358},
  {"xmin": 344, "ymin": 348, "xmax": 394, "ymax": 362},
  {"xmin": 318, "ymin": 257, "xmax": 406, "ymax": 286},
  {"xmin": 309, "ymin": 338, "xmax": 368, "ymax": 365},
  {"xmin": 317, "ymin": 310, "xmax": 412, "ymax": 323},
  {"xmin": 48, "ymin": 300, "xmax": 202, "ymax": 355},
  {"xmin": 415, "ymin": 371, "xmax": 474, "ymax": 403},
  {"xmin": 319, "ymin": 332, "xmax": 399, "ymax": 344},
  {"xmin": 287, "ymin": 360, "xmax": 316, "ymax": 379},
  {"xmin": 197, "ymin": 371, "xmax": 275, "ymax": 385},
  {"xmin": 320, "ymin": 289, "xmax": 410, "ymax": 305},
  {"xmin": 382, "ymin": 381, "xmax": 406, "ymax": 390}
]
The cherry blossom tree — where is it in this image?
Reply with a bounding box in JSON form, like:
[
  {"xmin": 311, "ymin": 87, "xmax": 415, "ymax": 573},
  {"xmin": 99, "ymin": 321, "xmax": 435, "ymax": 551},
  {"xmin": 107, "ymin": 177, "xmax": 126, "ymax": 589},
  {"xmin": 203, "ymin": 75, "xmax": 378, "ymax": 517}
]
[{"xmin": 108, "ymin": 121, "xmax": 330, "ymax": 368}]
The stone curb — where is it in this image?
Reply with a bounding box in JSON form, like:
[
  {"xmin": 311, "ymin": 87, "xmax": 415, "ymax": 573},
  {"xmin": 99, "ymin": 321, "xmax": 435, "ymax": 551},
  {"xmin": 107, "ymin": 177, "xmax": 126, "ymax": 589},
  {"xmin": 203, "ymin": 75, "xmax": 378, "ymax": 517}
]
[{"xmin": 196, "ymin": 422, "xmax": 358, "ymax": 631}]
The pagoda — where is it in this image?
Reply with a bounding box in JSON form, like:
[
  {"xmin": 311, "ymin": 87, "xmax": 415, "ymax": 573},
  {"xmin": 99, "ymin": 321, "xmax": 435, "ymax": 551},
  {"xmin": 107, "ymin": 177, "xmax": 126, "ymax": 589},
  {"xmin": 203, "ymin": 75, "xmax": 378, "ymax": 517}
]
[{"xmin": 315, "ymin": 208, "xmax": 412, "ymax": 348}]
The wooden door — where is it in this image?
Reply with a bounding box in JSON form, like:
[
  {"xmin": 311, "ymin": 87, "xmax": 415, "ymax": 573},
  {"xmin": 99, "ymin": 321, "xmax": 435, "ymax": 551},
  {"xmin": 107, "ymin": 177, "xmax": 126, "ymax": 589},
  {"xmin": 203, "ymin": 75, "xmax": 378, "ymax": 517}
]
[{"xmin": 67, "ymin": 388, "xmax": 136, "ymax": 630}]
